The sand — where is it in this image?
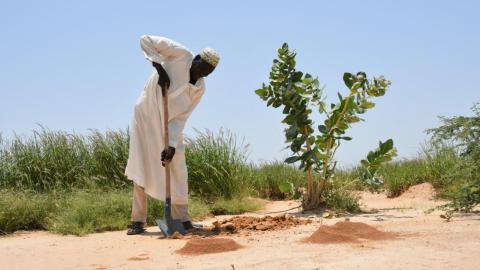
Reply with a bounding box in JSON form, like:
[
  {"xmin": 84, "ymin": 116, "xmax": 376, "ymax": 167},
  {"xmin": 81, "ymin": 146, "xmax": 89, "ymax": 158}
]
[{"xmin": 2, "ymin": 183, "xmax": 480, "ymax": 269}]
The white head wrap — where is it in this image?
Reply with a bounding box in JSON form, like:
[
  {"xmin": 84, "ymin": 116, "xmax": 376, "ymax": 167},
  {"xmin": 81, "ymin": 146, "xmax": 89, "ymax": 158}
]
[{"xmin": 200, "ymin": 48, "xmax": 220, "ymax": 67}]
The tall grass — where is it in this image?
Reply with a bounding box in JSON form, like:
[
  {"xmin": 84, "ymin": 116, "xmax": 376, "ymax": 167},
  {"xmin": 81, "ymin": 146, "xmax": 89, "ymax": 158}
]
[
  {"xmin": 185, "ymin": 129, "xmax": 252, "ymax": 200},
  {"xmin": 250, "ymin": 161, "xmax": 305, "ymax": 199},
  {"xmin": 0, "ymin": 127, "xmax": 361, "ymax": 235},
  {"xmin": 378, "ymin": 144, "xmax": 464, "ymax": 197},
  {"xmin": 0, "ymin": 127, "xmax": 130, "ymax": 191},
  {"xmin": 0, "ymin": 128, "xmax": 253, "ymax": 199}
]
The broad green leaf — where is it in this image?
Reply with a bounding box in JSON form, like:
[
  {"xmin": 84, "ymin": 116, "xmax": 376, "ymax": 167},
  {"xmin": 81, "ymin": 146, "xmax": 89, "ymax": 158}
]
[
  {"xmin": 285, "ymin": 156, "xmax": 299, "ymax": 163},
  {"xmin": 267, "ymin": 98, "xmax": 274, "ymax": 107},
  {"xmin": 360, "ymin": 159, "xmax": 370, "ymax": 167},
  {"xmin": 360, "ymin": 101, "xmax": 375, "ymax": 109},
  {"xmin": 343, "ymin": 73, "xmax": 355, "ymax": 88},
  {"xmin": 318, "ymin": 125, "xmax": 328, "ymax": 134},
  {"xmin": 255, "ymin": 88, "xmax": 268, "ymax": 99}
]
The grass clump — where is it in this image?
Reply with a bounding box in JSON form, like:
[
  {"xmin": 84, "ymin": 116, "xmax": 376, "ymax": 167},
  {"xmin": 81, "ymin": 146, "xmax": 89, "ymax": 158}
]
[
  {"xmin": 323, "ymin": 172, "xmax": 361, "ymax": 212},
  {"xmin": 185, "ymin": 129, "xmax": 252, "ymax": 200},
  {"xmin": 0, "ymin": 191, "xmax": 56, "ymax": 234},
  {"xmin": 251, "ymin": 161, "xmax": 305, "ymax": 199},
  {"xmin": 210, "ymin": 197, "xmax": 263, "ymax": 215},
  {"xmin": 0, "ymin": 127, "xmax": 130, "ymax": 191},
  {"xmin": 381, "ymin": 159, "xmax": 429, "ymax": 197},
  {"xmin": 50, "ymin": 190, "xmax": 132, "ymax": 235}
]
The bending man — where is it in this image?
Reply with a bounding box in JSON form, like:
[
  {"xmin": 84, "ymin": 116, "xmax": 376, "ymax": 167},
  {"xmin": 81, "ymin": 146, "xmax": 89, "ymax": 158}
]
[{"xmin": 125, "ymin": 35, "xmax": 219, "ymax": 235}]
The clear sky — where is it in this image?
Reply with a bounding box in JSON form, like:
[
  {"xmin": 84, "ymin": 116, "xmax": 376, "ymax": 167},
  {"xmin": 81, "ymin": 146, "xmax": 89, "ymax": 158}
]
[{"xmin": 1, "ymin": 1, "xmax": 479, "ymax": 166}]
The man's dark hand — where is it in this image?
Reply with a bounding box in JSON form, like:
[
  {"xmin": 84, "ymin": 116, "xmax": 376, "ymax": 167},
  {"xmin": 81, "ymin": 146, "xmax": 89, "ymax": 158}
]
[
  {"xmin": 161, "ymin": 146, "xmax": 176, "ymax": 166},
  {"xmin": 152, "ymin": 62, "xmax": 170, "ymax": 91}
]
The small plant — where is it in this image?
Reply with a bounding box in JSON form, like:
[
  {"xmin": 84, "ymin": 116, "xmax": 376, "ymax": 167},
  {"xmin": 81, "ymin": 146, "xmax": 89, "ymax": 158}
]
[
  {"xmin": 360, "ymin": 139, "xmax": 397, "ymax": 190},
  {"xmin": 256, "ymin": 43, "xmax": 394, "ymax": 210}
]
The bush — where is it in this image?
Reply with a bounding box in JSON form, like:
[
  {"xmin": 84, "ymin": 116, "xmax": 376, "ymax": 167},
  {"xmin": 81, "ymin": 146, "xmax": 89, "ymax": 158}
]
[
  {"xmin": 426, "ymin": 103, "xmax": 480, "ymax": 212},
  {"xmin": 323, "ymin": 188, "xmax": 360, "ymax": 213}
]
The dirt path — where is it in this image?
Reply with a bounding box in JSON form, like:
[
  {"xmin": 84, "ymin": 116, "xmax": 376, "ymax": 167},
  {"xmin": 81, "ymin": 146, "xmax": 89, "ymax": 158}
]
[{"xmin": 2, "ymin": 183, "xmax": 480, "ymax": 270}]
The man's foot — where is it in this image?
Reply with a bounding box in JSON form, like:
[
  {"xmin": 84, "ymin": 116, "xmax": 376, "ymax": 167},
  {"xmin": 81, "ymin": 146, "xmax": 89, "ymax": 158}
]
[
  {"xmin": 127, "ymin": 221, "xmax": 146, "ymax": 235},
  {"xmin": 183, "ymin": 221, "xmax": 203, "ymax": 231}
]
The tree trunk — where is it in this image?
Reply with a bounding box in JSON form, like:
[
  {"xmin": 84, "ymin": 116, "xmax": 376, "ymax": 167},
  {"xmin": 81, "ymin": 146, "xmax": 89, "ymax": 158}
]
[
  {"xmin": 302, "ymin": 172, "xmax": 324, "ymax": 210},
  {"xmin": 301, "ymin": 127, "xmax": 325, "ymax": 210}
]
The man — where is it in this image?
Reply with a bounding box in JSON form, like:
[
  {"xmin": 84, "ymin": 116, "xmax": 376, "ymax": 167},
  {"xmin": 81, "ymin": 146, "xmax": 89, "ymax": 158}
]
[{"xmin": 124, "ymin": 35, "xmax": 219, "ymax": 235}]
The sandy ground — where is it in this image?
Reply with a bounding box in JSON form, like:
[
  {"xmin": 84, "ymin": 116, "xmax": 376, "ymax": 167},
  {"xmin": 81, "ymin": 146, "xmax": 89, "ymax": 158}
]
[{"xmin": 2, "ymin": 183, "xmax": 480, "ymax": 270}]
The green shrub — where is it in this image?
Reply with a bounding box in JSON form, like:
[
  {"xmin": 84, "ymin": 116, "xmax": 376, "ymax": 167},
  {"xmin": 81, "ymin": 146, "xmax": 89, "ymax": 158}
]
[
  {"xmin": 421, "ymin": 144, "xmax": 461, "ymax": 189},
  {"xmin": 323, "ymin": 188, "xmax": 360, "ymax": 213},
  {"xmin": 426, "ymin": 103, "xmax": 480, "ymax": 212},
  {"xmin": 322, "ymin": 173, "xmax": 361, "ymax": 212}
]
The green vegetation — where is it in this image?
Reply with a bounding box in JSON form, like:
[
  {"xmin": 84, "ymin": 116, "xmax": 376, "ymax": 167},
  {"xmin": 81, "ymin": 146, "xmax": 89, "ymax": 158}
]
[
  {"xmin": 255, "ymin": 43, "xmax": 394, "ymax": 209},
  {"xmin": 427, "ymin": 103, "xmax": 480, "ymax": 212},
  {"xmin": 360, "ymin": 139, "xmax": 397, "ymax": 190},
  {"xmin": 185, "ymin": 129, "xmax": 252, "ymax": 200},
  {"xmin": 1, "ymin": 102, "xmax": 476, "ymax": 234},
  {"xmin": 0, "ymin": 126, "xmax": 359, "ymax": 235},
  {"xmin": 0, "ymin": 127, "xmax": 130, "ymax": 191},
  {"xmin": 0, "ymin": 189, "xmax": 260, "ymax": 236},
  {"xmin": 362, "ymin": 104, "xmax": 479, "ymax": 214},
  {"xmin": 250, "ymin": 161, "xmax": 305, "ymax": 199}
]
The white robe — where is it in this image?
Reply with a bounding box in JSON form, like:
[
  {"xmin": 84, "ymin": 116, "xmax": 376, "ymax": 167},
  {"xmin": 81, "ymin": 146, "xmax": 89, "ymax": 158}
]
[{"xmin": 125, "ymin": 35, "xmax": 205, "ymax": 205}]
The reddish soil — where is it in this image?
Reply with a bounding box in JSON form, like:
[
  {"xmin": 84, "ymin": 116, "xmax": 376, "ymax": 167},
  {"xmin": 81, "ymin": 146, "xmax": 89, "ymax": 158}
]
[
  {"xmin": 176, "ymin": 238, "xmax": 242, "ymax": 255},
  {"xmin": 215, "ymin": 214, "xmax": 312, "ymax": 232},
  {"xmin": 306, "ymin": 221, "xmax": 398, "ymax": 244}
]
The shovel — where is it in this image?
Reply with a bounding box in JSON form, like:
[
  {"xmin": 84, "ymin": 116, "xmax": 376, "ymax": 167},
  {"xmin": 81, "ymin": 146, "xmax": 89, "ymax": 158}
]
[{"xmin": 156, "ymin": 81, "xmax": 187, "ymax": 237}]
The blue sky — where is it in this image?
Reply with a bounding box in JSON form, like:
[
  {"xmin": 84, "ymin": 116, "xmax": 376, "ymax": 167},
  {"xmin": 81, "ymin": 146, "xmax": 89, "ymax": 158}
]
[{"xmin": 1, "ymin": 1, "xmax": 479, "ymax": 166}]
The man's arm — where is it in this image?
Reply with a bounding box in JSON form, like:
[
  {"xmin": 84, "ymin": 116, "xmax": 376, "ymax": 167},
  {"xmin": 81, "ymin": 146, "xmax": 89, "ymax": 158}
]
[
  {"xmin": 139, "ymin": 35, "xmax": 189, "ymax": 63},
  {"xmin": 167, "ymin": 87, "xmax": 205, "ymax": 149},
  {"xmin": 161, "ymin": 97, "xmax": 194, "ymax": 166}
]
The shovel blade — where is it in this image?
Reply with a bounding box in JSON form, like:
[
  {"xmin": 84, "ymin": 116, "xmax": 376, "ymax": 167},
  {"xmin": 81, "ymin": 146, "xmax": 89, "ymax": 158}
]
[
  {"xmin": 156, "ymin": 218, "xmax": 187, "ymax": 237},
  {"xmin": 156, "ymin": 218, "xmax": 170, "ymax": 237}
]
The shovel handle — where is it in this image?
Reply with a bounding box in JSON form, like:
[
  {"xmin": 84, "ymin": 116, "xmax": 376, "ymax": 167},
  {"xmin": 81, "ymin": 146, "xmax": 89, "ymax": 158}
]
[{"xmin": 162, "ymin": 83, "xmax": 171, "ymax": 199}]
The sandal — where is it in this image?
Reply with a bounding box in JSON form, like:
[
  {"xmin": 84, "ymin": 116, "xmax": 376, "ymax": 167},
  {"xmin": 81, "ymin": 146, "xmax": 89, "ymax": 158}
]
[{"xmin": 126, "ymin": 221, "xmax": 146, "ymax": 235}]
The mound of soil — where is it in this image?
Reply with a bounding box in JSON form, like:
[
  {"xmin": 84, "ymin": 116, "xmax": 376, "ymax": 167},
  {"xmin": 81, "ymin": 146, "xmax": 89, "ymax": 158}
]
[
  {"xmin": 307, "ymin": 221, "xmax": 398, "ymax": 244},
  {"xmin": 398, "ymin": 183, "xmax": 435, "ymax": 199},
  {"xmin": 176, "ymin": 238, "xmax": 242, "ymax": 255},
  {"xmin": 218, "ymin": 214, "xmax": 312, "ymax": 232}
]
